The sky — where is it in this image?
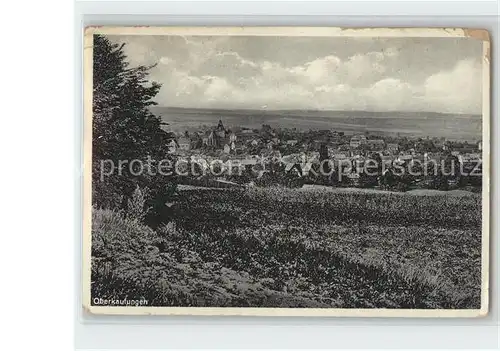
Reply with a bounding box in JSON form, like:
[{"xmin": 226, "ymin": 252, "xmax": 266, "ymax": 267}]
[{"xmin": 107, "ymin": 35, "xmax": 483, "ymax": 114}]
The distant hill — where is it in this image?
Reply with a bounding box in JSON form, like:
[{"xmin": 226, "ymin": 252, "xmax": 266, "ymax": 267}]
[
  {"xmin": 149, "ymin": 106, "xmax": 482, "ymax": 141},
  {"xmin": 151, "ymin": 106, "xmax": 479, "ymax": 119}
]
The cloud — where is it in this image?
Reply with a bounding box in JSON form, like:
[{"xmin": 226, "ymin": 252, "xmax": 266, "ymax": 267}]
[
  {"xmin": 364, "ymin": 78, "xmax": 415, "ymax": 110},
  {"xmin": 113, "ymin": 35, "xmax": 483, "ymax": 114},
  {"xmin": 423, "ymin": 58, "xmax": 482, "ymax": 113}
]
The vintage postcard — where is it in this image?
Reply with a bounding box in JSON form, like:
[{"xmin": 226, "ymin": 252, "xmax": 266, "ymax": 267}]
[{"xmin": 83, "ymin": 27, "xmax": 490, "ymax": 317}]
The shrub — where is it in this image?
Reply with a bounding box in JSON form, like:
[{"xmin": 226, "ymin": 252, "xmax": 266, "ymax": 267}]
[{"xmin": 126, "ymin": 185, "xmax": 151, "ymax": 222}]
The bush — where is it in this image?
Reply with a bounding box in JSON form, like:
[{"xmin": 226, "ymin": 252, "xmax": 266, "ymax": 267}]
[{"xmin": 126, "ymin": 185, "xmax": 151, "ymax": 222}]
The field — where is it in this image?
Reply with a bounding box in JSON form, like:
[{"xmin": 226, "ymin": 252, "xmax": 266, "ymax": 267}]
[{"xmin": 91, "ymin": 186, "xmax": 482, "ymax": 309}]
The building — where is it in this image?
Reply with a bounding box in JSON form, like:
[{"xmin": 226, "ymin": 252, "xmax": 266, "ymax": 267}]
[
  {"xmin": 350, "ymin": 135, "xmax": 367, "ymax": 148},
  {"xmin": 478, "ymin": 140, "xmax": 482, "ymax": 151},
  {"xmin": 338, "ymin": 144, "xmax": 351, "ymax": 151},
  {"xmin": 177, "ymin": 137, "xmax": 191, "ymax": 151},
  {"xmin": 286, "ymin": 139, "xmax": 298, "ymax": 146},
  {"xmin": 386, "ymin": 143, "xmax": 399, "ymax": 153},
  {"xmin": 458, "ymin": 153, "xmax": 481, "ymax": 163},
  {"xmin": 223, "ymin": 144, "xmax": 231, "ymax": 154},
  {"xmin": 367, "ymin": 139, "xmax": 385, "ymax": 151},
  {"xmin": 188, "ymin": 132, "xmax": 203, "ymax": 149},
  {"xmin": 332, "ymin": 151, "xmax": 349, "ymax": 159},
  {"xmin": 330, "ymin": 131, "xmax": 343, "ymax": 143},
  {"xmin": 216, "ymin": 119, "xmax": 227, "ymax": 138},
  {"xmin": 167, "ymin": 140, "xmax": 177, "ymax": 154},
  {"xmin": 204, "ymin": 130, "xmax": 220, "ymax": 148},
  {"xmin": 229, "ymin": 132, "xmax": 237, "ymax": 143},
  {"xmin": 453, "ymin": 145, "xmax": 478, "ymax": 154}
]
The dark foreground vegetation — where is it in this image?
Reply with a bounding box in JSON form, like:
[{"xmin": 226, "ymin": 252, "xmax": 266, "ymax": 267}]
[{"xmin": 91, "ymin": 187, "xmax": 481, "ymax": 309}]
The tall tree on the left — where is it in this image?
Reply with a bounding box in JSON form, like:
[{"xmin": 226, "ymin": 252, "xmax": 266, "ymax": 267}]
[{"xmin": 92, "ymin": 34, "xmax": 176, "ymax": 221}]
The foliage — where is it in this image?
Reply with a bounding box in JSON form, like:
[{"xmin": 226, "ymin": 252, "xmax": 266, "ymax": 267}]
[
  {"xmin": 91, "ymin": 35, "xmax": 176, "ymax": 221},
  {"xmin": 91, "ymin": 188, "xmax": 481, "ymax": 308},
  {"xmin": 126, "ymin": 185, "xmax": 151, "ymax": 222}
]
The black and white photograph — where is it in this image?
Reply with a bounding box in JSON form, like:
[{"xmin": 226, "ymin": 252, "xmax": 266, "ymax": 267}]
[{"xmin": 83, "ymin": 27, "xmax": 490, "ymax": 316}]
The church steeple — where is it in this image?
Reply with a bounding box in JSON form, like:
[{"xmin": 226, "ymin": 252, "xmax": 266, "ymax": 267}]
[{"xmin": 217, "ymin": 119, "xmax": 225, "ymax": 131}]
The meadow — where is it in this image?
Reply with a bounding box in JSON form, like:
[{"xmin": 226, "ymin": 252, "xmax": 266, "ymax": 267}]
[{"xmin": 91, "ymin": 186, "xmax": 482, "ymax": 309}]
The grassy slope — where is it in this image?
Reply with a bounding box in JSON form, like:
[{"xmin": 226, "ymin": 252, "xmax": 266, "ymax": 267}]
[{"xmin": 91, "ymin": 187, "xmax": 481, "ymax": 308}]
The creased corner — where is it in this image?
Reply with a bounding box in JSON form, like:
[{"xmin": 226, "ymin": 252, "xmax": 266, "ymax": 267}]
[
  {"xmin": 82, "ymin": 303, "xmax": 94, "ymax": 315},
  {"xmin": 484, "ymin": 42, "xmax": 491, "ymax": 64},
  {"xmin": 84, "ymin": 26, "xmax": 101, "ymax": 36},
  {"xmin": 463, "ymin": 29, "xmax": 491, "ymax": 42}
]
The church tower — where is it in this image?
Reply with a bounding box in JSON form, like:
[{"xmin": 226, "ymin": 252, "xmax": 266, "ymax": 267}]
[
  {"xmin": 217, "ymin": 119, "xmax": 225, "ymax": 131},
  {"xmin": 216, "ymin": 119, "xmax": 226, "ymax": 138}
]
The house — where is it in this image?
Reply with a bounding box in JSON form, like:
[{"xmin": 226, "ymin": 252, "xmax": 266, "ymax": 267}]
[
  {"xmin": 229, "ymin": 132, "xmax": 237, "ymax": 143},
  {"xmin": 236, "ymin": 129, "xmax": 259, "ymax": 142},
  {"xmin": 301, "ymin": 162, "xmax": 314, "ymax": 176},
  {"xmin": 189, "ymin": 132, "xmax": 203, "ymax": 149},
  {"xmin": 177, "ymin": 137, "xmax": 191, "ymax": 151},
  {"xmin": 367, "ymin": 139, "xmax": 385, "ymax": 151},
  {"xmin": 285, "ymin": 163, "xmax": 303, "ymax": 177},
  {"xmin": 434, "ymin": 141, "xmax": 444, "ymax": 150},
  {"xmin": 338, "ymin": 144, "xmax": 351, "ymax": 151},
  {"xmin": 286, "ymin": 139, "xmax": 298, "ymax": 146},
  {"xmin": 349, "ymin": 135, "xmax": 367, "ymax": 148},
  {"xmin": 205, "ymin": 130, "xmax": 221, "ymax": 148},
  {"xmin": 469, "ymin": 153, "xmax": 481, "ymax": 160},
  {"xmin": 240, "ymin": 158, "xmax": 260, "ymax": 166},
  {"xmin": 313, "ymin": 140, "xmax": 327, "ymax": 149},
  {"xmin": 453, "ymin": 145, "xmax": 477, "ymax": 154},
  {"xmin": 386, "ymin": 143, "xmax": 399, "ymax": 153},
  {"xmin": 250, "ymin": 139, "xmax": 259, "ymax": 146},
  {"xmin": 167, "ymin": 139, "xmax": 177, "ymax": 154},
  {"xmin": 223, "ymin": 144, "xmax": 231, "ymax": 154},
  {"xmin": 458, "ymin": 153, "xmax": 481, "ymax": 163},
  {"xmin": 332, "ymin": 151, "xmax": 349, "ymax": 159},
  {"xmin": 400, "ymin": 148, "xmax": 415, "ymax": 157}
]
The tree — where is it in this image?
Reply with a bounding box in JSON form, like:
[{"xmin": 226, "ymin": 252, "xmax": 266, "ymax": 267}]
[{"xmin": 91, "ymin": 35, "xmax": 176, "ymax": 223}]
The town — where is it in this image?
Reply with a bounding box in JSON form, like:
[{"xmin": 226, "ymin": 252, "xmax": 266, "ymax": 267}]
[{"xmin": 165, "ymin": 119, "xmax": 483, "ymax": 192}]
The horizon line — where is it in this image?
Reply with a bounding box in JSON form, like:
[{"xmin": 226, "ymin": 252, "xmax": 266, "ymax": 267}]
[{"xmin": 153, "ymin": 105, "xmax": 482, "ymax": 116}]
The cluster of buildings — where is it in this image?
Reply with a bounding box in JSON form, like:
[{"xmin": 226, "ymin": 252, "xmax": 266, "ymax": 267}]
[
  {"xmin": 167, "ymin": 120, "xmax": 278, "ymax": 155},
  {"xmin": 167, "ymin": 119, "xmax": 483, "ymax": 176}
]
